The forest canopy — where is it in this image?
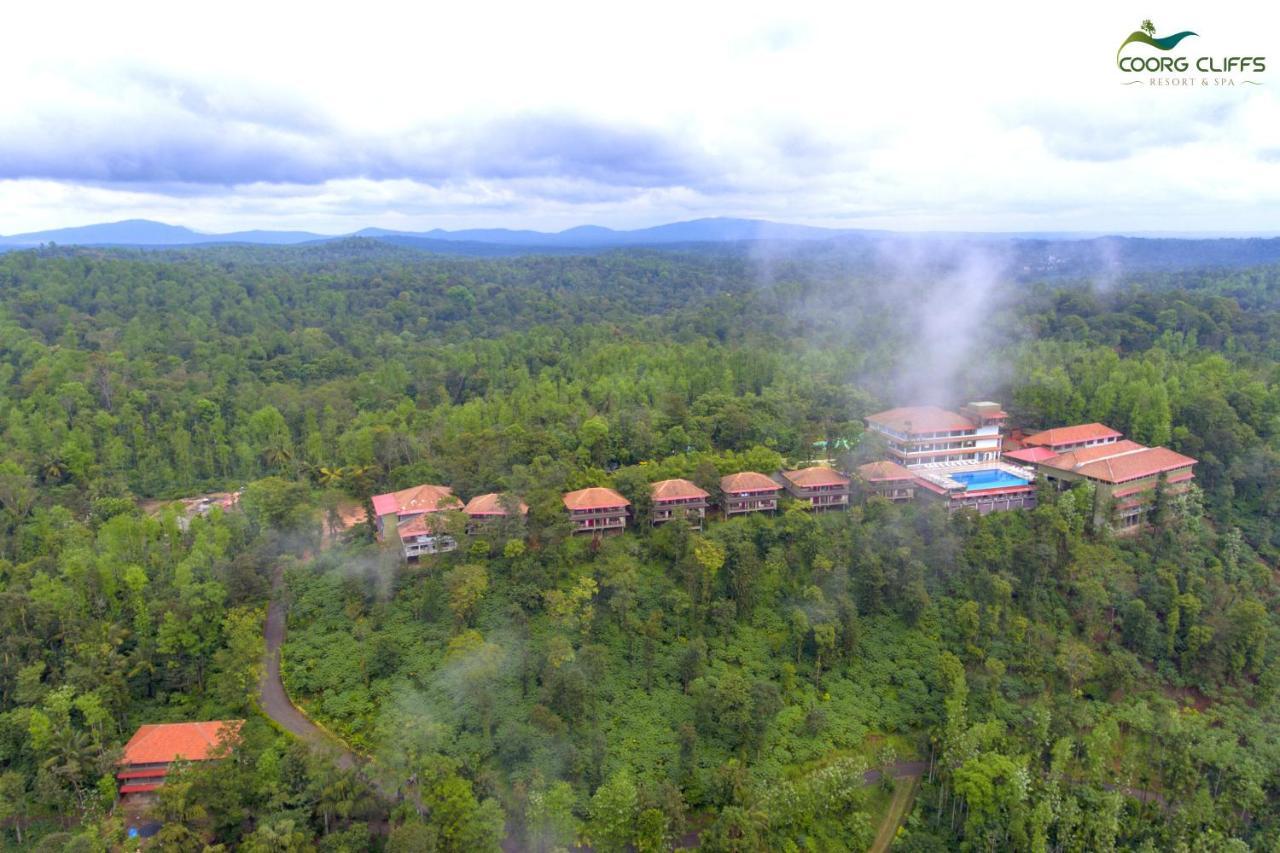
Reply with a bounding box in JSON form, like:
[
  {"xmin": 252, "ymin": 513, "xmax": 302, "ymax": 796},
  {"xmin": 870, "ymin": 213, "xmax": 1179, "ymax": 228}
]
[{"xmin": 0, "ymin": 240, "xmax": 1277, "ymax": 850}]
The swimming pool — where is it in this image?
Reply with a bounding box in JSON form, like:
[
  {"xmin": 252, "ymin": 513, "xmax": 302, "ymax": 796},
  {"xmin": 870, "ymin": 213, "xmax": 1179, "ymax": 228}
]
[{"xmin": 948, "ymin": 469, "xmax": 1031, "ymax": 491}]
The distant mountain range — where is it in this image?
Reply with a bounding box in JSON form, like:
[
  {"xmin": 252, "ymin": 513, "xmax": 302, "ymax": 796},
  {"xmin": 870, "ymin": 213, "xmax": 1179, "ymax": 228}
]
[
  {"xmin": 3, "ymin": 218, "xmax": 1280, "ymax": 272},
  {"xmin": 0, "ymin": 217, "xmax": 874, "ymax": 250}
]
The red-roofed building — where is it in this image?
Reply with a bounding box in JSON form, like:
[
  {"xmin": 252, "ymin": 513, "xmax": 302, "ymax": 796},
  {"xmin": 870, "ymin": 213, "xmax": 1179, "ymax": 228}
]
[
  {"xmin": 563, "ymin": 487, "xmax": 630, "ymax": 535},
  {"xmin": 371, "ymin": 484, "xmax": 463, "ymax": 558},
  {"xmin": 1023, "ymin": 423, "xmax": 1123, "ymax": 453},
  {"xmin": 1002, "ymin": 446, "xmax": 1059, "ymax": 466},
  {"xmin": 650, "ymin": 479, "xmax": 711, "ymax": 529},
  {"xmin": 117, "ymin": 720, "xmax": 243, "ymax": 802},
  {"xmin": 865, "ymin": 401, "xmax": 1006, "ymax": 468},
  {"xmin": 1037, "ymin": 441, "xmax": 1197, "ymax": 533},
  {"xmin": 780, "ymin": 466, "xmax": 851, "ymax": 511},
  {"xmin": 464, "ymin": 492, "xmax": 528, "ymax": 534},
  {"xmin": 856, "ymin": 460, "xmax": 919, "ymax": 503},
  {"xmin": 720, "ymin": 472, "xmax": 782, "ymax": 517}
]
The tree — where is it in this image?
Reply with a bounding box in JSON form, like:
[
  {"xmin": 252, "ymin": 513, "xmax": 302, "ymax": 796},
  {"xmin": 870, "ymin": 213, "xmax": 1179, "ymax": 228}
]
[
  {"xmin": 588, "ymin": 771, "xmax": 638, "ymax": 853},
  {"xmin": 0, "ymin": 771, "xmax": 31, "ymax": 845},
  {"xmin": 1141, "ymin": 19, "xmax": 1156, "ymax": 36},
  {"xmin": 241, "ymin": 476, "xmax": 315, "ymax": 533},
  {"xmin": 444, "ymin": 564, "xmax": 489, "ymax": 629},
  {"xmin": 421, "ymin": 774, "xmax": 504, "ymax": 853},
  {"xmin": 241, "ymin": 818, "xmax": 316, "ymax": 853},
  {"xmin": 525, "ymin": 779, "xmax": 580, "ymax": 852}
]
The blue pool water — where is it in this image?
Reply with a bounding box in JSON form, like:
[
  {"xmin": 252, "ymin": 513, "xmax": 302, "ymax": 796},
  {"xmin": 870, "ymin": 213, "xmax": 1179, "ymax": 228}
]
[{"xmin": 949, "ymin": 469, "xmax": 1031, "ymax": 491}]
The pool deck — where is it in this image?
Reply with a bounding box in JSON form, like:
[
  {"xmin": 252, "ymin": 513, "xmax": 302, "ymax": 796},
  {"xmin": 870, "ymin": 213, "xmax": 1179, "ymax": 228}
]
[{"xmin": 912, "ymin": 460, "xmax": 1036, "ymax": 493}]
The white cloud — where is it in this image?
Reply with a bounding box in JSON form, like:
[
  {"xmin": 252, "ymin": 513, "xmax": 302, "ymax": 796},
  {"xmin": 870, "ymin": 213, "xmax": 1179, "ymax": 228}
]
[{"xmin": 0, "ymin": 0, "xmax": 1277, "ymax": 233}]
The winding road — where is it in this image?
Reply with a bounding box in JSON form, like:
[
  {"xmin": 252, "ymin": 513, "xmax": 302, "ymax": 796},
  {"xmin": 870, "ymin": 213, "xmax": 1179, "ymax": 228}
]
[{"xmin": 259, "ymin": 564, "xmax": 381, "ymax": 779}]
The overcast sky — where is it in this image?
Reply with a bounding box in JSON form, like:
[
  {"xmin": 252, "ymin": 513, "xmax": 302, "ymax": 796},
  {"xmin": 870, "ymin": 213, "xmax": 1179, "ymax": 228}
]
[{"xmin": 2, "ymin": 1, "xmax": 1277, "ymax": 234}]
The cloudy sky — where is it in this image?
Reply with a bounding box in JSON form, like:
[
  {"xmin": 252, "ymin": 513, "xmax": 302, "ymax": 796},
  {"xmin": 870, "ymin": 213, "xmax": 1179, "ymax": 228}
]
[{"xmin": 2, "ymin": 1, "xmax": 1278, "ymax": 234}]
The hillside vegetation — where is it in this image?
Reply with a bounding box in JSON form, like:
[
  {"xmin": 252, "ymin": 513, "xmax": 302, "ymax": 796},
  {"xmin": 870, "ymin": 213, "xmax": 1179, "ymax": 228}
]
[{"xmin": 0, "ymin": 242, "xmax": 1276, "ymax": 850}]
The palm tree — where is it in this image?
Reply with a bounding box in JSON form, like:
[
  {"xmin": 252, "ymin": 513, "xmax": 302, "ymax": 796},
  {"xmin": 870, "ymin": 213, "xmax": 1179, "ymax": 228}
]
[
  {"xmin": 1141, "ymin": 19, "xmax": 1156, "ymax": 36},
  {"xmin": 39, "ymin": 454, "xmax": 68, "ymax": 485},
  {"xmin": 261, "ymin": 440, "xmax": 294, "ymax": 473},
  {"xmin": 242, "ymin": 818, "xmax": 313, "ymax": 853},
  {"xmin": 42, "ymin": 728, "xmax": 96, "ymax": 811},
  {"xmin": 316, "ymin": 770, "xmax": 372, "ymax": 833}
]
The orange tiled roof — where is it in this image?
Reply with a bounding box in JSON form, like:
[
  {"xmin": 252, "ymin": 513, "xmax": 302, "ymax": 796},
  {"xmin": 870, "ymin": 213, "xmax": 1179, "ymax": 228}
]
[
  {"xmin": 865, "ymin": 406, "xmax": 974, "ymax": 434},
  {"xmin": 782, "ymin": 466, "xmax": 851, "ymax": 488},
  {"xmin": 1042, "ymin": 439, "xmax": 1145, "ymax": 470},
  {"xmin": 397, "ymin": 513, "xmax": 450, "ymax": 539},
  {"xmin": 720, "ymin": 472, "xmax": 782, "ymax": 493},
  {"xmin": 464, "ymin": 493, "xmax": 528, "ymax": 516},
  {"xmin": 120, "ymin": 721, "xmax": 243, "ymax": 766},
  {"xmin": 1003, "ymin": 446, "xmax": 1059, "ymax": 464},
  {"xmin": 856, "ymin": 460, "xmax": 915, "ymax": 482},
  {"xmin": 1042, "ymin": 442, "xmax": 1197, "ymax": 484},
  {"xmin": 1023, "ymin": 423, "xmax": 1122, "ymax": 448},
  {"xmin": 650, "ymin": 479, "xmax": 710, "ymax": 501},
  {"xmin": 563, "ymin": 487, "xmax": 630, "ymax": 510},
  {"xmin": 371, "ymin": 484, "xmax": 461, "ymax": 518}
]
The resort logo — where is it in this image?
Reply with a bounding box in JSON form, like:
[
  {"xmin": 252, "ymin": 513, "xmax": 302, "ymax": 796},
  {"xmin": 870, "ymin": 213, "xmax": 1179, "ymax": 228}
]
[
  {"xmin": 1115, "ymin": 19, "xmax": 1266, "ymax": 85},
  {"xmin": 1116, "ymin": 20, "xmax": 1197, "ymax": 67}
]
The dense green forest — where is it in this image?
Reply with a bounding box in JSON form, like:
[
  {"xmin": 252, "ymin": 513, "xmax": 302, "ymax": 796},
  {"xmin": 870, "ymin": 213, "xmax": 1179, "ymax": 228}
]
[{"xmin": 0, "ymin": 240, "xmax": 1277, "ymax": 850}]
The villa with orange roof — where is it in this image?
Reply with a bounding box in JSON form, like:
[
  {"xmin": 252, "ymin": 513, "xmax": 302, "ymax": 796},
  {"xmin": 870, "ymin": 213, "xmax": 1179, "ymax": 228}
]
[
  {"xmin": 650, "ymin": 478, "xmax": 710, "ymax": 528},
  {"xmin": 117, "ymin": 720, "xmax": 243, "ymax": 803},
  {"xmin": 779, "ymin": 466, "xmax": 850, "ymax": 511},
  {"xmin": 1036, "ymin": 440, "xmax": 1196, "ymax": 532},
  {"xmin": 721, "ymin": 471, "xmax": 782, "ymax": 517},
  {"xmin": 464, "ymin": 492, "xmax": 528, "ymax": 534},
  {"xmin": 856, "ymin": 460, "xmax": 919, "ymax": 503},
  {"xmin": 865, "ymin": 402, "xmax": 1007, "ymax": 468},
  {"xmin": 371, "ymin": 483, "xmax": 464, "ymax": 558},
  {"xmin": 563, "ymin": 487, "xmax": 630, "ymax": 534}
]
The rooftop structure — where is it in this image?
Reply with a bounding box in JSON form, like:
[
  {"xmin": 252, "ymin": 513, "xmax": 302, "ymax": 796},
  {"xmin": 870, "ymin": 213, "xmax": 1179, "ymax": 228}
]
[
  {"xmin": 1037, "ymin": 441, "xmax": 1196, "ymax": 532},
  {"xmin": 864, "ymin": 402, "xmax": 1006, "ymax": 468},
  {"xmin": 118, "ymin": 720, "xmax": 243, "ymax": 800},
  {"xmin": 464, "ymin": 492, "xmax": 528, "ymax": 517},
  {"xmin": 463, "ymin": 492, "xmax": 527, "ymax": 535},
  {"xmin": 1023, "ymin": 423, "xmax": 1123, "ymax": 453},
  {"xmin": 563, "ymin": 487, "xmax": 630, "ymax": 535},
  {"xmin": 1002, "ymin": 446, "xmax": 1059, "ymax": 465},
  {"xmin": 779, "ymin": 466, "xmax": 851, "ymax": 511},
  {"xmin": 720, "ymin": 472, "xmax": 783, "ymax": 517},
  {"xmin": 855, "ymin": 460, "xmax": 919, "ymax": 503},
  {"xmin": 650, "ymin": 478, "xmax": 710, "ymax": 528},
  {"xmin": 371, "ymin": 483, "xmax": 463, "ymax": 559}
]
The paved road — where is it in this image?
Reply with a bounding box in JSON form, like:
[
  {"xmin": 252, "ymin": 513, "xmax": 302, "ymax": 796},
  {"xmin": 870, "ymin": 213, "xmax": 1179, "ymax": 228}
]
[{"xmin": 258, "ymin": 563, "xmax": 384, "ymax": 783}]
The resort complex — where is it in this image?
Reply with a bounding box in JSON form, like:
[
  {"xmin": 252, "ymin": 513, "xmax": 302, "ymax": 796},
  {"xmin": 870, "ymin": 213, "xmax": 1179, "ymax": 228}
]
[{"xmin": 368, "ymin": 400, "xmax": 1198, "ymax": 555}]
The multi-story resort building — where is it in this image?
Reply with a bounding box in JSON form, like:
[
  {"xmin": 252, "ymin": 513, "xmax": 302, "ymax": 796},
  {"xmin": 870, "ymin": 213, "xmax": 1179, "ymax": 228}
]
[
  {"xmin": 1034, "ymin": 440, "xmax": 1197, "ymax": 532},
  {"xmin": 463, "ymin": 492, "xmax": 528, "ymax": 534},
  {"xmin": 117, "ymin": 720, "xmax": 243, "ymax": 804},
  {"xmin": 650, "ymin": 478, "xmax": 711, "ymax": 529},
  {"xmin": 864, "ymin": 402, "xmax": 1007, "ymax": 468},
  {"xmin": 721, "ymin": 472, "xmax": 783, "ymax": 517},
  {"xmin": 779, "ymin": 465, "xmax": 851, "ymax": 511},
  {"xmin": 856, "ymin": 460, "xmax": 919, "ymax": 503},
  {"xmin": 862, "ymin": 401, "xmax": 1036, "ymax": 514},
  {"xmin": 563, "ymin": 486, "xmax": 630, "ymax": 535},
  {"xmin": 371, "ymin": 483, "xmax": 464, "ymax": 558}
]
